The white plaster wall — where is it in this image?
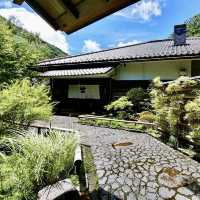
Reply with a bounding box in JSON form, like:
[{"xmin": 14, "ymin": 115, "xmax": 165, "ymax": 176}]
[{"xmin": 112, "ymin": 59, "xmax": 192, "ymax": 81}]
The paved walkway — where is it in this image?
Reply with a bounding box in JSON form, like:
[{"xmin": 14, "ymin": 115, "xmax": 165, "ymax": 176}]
[{"xmin": 33, "ymin": 116, "xmax": 200, "ymax": 200}]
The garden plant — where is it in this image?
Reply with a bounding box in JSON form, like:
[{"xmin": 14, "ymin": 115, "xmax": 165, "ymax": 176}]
[{"xmin": 0, "ymin": 131, "xmax": 77, "ymax": 200}]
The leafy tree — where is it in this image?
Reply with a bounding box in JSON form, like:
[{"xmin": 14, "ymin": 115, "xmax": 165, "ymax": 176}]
[
  {"xmin": 0, "ymin": 79, "xmax": 53, "ymax": 130},
  {"xmin": 0, "ymin": 16, "xmax": 66, "ymax": 84},
  {"xmin": 186, "ymin": 14, "xmax": 200, "ymax": 37}
]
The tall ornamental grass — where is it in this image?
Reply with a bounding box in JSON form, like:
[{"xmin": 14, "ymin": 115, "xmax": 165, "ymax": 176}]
[
  {"xmin": 0, "ymin": 130, "xmax": 77, "ymax": 200},
  {"xmin": 0, "ymin": 79, "xmax": 53, "ymax": 131}
]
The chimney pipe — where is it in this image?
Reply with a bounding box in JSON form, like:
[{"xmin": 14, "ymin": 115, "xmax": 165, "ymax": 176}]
[{"xmin": 174, "ymin": 24, "xmax": 187, "ymax": 46}]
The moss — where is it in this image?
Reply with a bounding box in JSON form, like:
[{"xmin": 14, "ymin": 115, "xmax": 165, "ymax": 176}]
[
  {"xmin": 79, "ymin": 118, "xmax": 147, "ymax": 132},
  {"xmin": 70, "ymin": 175, "xmax": 80, "ymax": 187},
  {"xmin": 82, "ymin": 146, "xmax": 98, "ymax": 191}
]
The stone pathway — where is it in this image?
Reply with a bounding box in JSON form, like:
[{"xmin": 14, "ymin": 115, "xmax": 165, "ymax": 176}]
[{"xmin": 33, "ymin": 116, "xmax": 200, "ymax": 200}]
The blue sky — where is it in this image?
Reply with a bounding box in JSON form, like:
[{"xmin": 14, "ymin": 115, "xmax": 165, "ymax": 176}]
[{"xmin": 0, "ymin": 0, "xmax": 200, "ymax": 55}]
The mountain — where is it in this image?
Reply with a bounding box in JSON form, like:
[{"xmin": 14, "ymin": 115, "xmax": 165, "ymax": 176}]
[
  {"xmin": 0, "ymin": 16, "xmax": 67, "ymax": 84},
  {"xmin": 5, "ymin": 16, "xmax": 67, "ymax": 58}
]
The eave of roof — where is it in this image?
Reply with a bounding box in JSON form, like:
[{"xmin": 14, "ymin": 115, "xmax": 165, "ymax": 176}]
[
  {"xmin": 38, "ymin": 37, "xmax": 200, "ymax": 67},
  {"xmin": 39, "ymin": 67, "xmax": 114, "ymax": 78},
  {"xmin": 13, "ymin": 0, "xmax": 140, "ymax": 34}
]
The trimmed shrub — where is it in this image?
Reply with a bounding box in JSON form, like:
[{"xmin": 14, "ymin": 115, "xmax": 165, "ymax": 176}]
[
  {"xmin": 127, "ymin": 87, "xmax": 150, "ymax": 113},
  {"xmin": 105, "ymin": 96, "xmax": 132, "ymax": 119},
  {"xmin": 138, "ymin": 111, "xmax": 156, "ymax": 123},
  {"xmin": 105, "ymin": 96, "xmax": 132, "ymax": 111}
]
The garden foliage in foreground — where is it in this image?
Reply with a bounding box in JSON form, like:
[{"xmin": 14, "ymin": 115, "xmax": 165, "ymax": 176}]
[
  {"xmin": 0, "ymin": 79, "xmax": 53, "ymax": 133},
  {"xmin": 0, "ymin": 131, "xmax": 77, "ymax": 200}
]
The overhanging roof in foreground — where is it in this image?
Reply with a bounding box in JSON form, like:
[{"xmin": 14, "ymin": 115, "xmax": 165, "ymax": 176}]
[
  {"xmin": 38, "ymin": 37, "xmax": 200, "ymax": 67},
  {"xmin": 40, "ymin": 67, "xmax": 113, "ymax": 78},
  {"xmin": 13, "ymin": 0, "xmax": 140, "ymax": 34}
]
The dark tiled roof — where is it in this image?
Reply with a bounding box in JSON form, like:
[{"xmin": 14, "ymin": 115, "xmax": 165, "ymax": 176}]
[
  {"xmin": 40, "ymin": 67, "xmax": 113, "ymax": 77},
  {"xmin": 38, "ymin": 37, "xmax": 200, "ymax": 67}
]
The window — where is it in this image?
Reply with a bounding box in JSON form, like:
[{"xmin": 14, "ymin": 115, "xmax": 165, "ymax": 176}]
[{"xmin": 68, "ymin": 84, "xmax": 100, "ymax": 99}]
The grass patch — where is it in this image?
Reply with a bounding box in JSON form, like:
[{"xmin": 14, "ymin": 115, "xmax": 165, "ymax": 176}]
[
  {"xmin": 82, "ymin": 146, "xmax": 98, "ymax": 191},
  {"xmin": 70, "ymin": 175, "xmax": 80, "ymax": 187},
  {"xmin": 0, "ymin": 130, "xmax": 77, "ymax": 200},
  {"xmin": 79, "ymin": 118, "xmax": 147, "ymax": 132}
]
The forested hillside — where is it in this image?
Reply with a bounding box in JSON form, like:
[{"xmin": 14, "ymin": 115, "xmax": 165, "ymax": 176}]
[{"xmin": 0, "ymin": 16, "xmax": 66, "ymax": 84}]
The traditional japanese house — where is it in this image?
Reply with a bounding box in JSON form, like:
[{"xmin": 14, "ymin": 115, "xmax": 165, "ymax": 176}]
[{"xmin": 37, "ymin": 35, "xmax": 200, "ymax": 113}]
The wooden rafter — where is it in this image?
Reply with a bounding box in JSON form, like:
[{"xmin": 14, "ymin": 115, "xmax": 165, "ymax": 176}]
[
  {"xmin": 61, "ymin": 0, "xmax": 79, "ymax": 19},
  {"xmin": 13, "ymin": 0, "xmax": 141, "ymax": 34}
]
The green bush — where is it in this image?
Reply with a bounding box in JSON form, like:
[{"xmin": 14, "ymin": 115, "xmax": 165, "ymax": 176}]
[
  {"xmin": 0, "ymin": 79, "xmax": 53, "ymax": 130},
  {"xmin": 185, "ymin": 93, "xmax": 200, "ymax": 140},
  {"xmin": 116, "ymin": 111, "xmax": 131, "ymax": 120},
  {"xmin": 150, "ymin": 76, "xmax": 199, "ymax": 146},
  {"xmin": 105, "ymin": 96, "xmax": 132, "ymax": 119},
  {"xmin": 138, "ymin": 111, "xmax": 156, "ymax": 123},
  {"xmin": 127, "ymin": 87, "xmax": 150, "ymax": 113},
  {"xmin": 105, "ymin": 96, "xmax": 132, "ymax": 111},
  {"xmin": 189, "ymin": 128, "xmax": 200, "ymax": 139},
  {"xmin": 0, "ymin": 130, "xmax": 77, "ymax": 200},
  {"xmin": 185, "ymin": 95, "xmax": 200, "ymax": 121}
]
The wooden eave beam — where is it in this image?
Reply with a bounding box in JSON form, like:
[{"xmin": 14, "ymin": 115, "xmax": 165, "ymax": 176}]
[
  {"xmin": 61, "ymin": 0, "xmax": 80, "ymax": 19},
  {"xmin": 13, "ymin": 0, "xmax": 25, "ymax": 5}
]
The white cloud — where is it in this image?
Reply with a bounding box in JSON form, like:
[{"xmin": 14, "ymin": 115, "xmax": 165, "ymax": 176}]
[
  {"xmin": 82, "ymin": 40, "xmax": 101, "ymax": 53},
  {"xmin": 116, "ymin": 40, "xmax": 141, "ymax": 47},
  {"xmin": 115, "ymin": 0, "xmax": 164, "ymax": 21},
  {"xmin": 0, "ymin": 7, "xmax": 69, "ymax": 53}
]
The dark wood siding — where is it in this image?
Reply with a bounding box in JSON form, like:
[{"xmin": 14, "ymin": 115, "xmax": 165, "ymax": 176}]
[
  {"xmin": 111, "ymin": 80, "xmax": 150, "ymax": 100},
  {"xmin": 51, "ymin": 78, "xmax": 150, "ymax": 114},
  {"xmin": 191, "ymin": 60, "xmax": 200, "ymax": 76},
  {"xmin": 51, "ymin": 78, "xmax": 111, "ymax": 113}
]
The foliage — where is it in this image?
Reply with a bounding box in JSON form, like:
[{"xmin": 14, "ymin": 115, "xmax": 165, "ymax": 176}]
[
  {"xmin": 79, "ymin": 118, "xmax": 146, "ymax": 132},
  {"xmin": 0, "ymin": 79, "xmax": 53, "ymax": 130},
  {"xmin": 150, "ymin": 77, "xmax": 169, "ymax": 134},
  {"xmin": 116, "ymin": 111, "xmax": 131, "ymax": 120},
  {"xmin": 185, "ymin": 94, "xmax": 200, "ymax": 121},
  {"xmin": 0, "ymin": 16, "xmax": 66, "ymax": 84},
  {"xmin": 166, "ymin": 76, "xmax": 197, "ymax": 94},
  {"xmin": 186, "ymin": 14, "xmax": 200, "ymax": 37},
  {"xmin": 189, "ymin": 128, "xmax": 200, "ymax": 139},
  {"xmin": 70, "ymin": 175, "xmax": 80, "ymax": 187},
  {"xmin": 185, "ymin": 92, "xmax": 200, "ymax": 140},
  {"xmin": 150, "ymin": 76, "xmax": 199, "ymax": 146},
  {"xmin": 127, "ymin": 87, "xmax": 150, "ymax": 112},
  {"xmin": 0, "ymin": 130, "xmax": 77, "ymax": 200},
  {"xmin": 105, "ymin": 96, "xmax": 133, "ymax": 119},
  {"xmin": 138, "ymin": 111, "xmax": 156, "ymax": 123},
  {"xmin": 82, "ymin": 146, "xmax": 99, "ymax": 190}
]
